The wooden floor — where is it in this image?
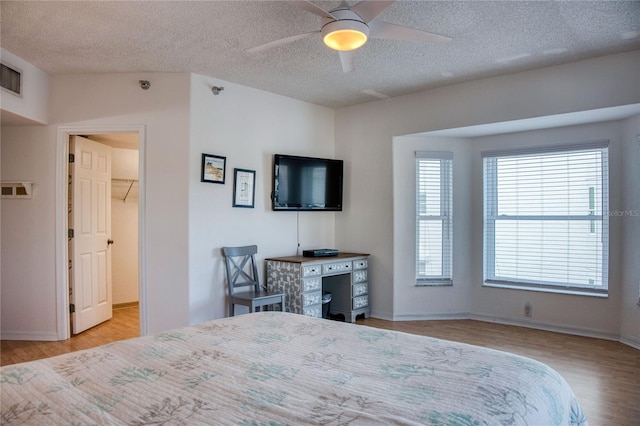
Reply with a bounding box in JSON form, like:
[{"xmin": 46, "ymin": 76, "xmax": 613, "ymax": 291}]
[
  {"xmin": 360, "ymin": 317, "xmax": 640, "ymax": 426},
  {"xmin": 0, "ymin": 305, "xmax": 140, "ymax": 366},
  {"xmin": 1, "ymin": 309, "xmax": 638, "ymax": 425}
]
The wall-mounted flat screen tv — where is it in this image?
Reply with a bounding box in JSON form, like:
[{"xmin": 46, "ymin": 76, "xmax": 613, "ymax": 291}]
[{"xmin": 272, "ymin": 154, "xmax": 343, "ymax": 211}]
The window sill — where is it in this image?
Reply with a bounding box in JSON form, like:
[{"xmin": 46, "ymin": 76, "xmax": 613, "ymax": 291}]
[
  {"xmin": 416, "ymin": 280, "xmax": 453, "ymax": 287},
  {"xmin": 483, "ymin": 281, "xmax": 608, "ymax": 298}
]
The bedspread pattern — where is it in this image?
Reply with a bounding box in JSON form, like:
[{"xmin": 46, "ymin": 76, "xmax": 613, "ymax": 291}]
[{"xmin": 1, "ymin": 312, "xmax": 587, "ymax": 425}]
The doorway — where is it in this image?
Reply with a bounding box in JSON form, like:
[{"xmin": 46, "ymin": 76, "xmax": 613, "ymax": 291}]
[
  {"xmin": 56, "ymin": 125, "xmax": 146, "ymax": 341},
  {"xmin": 68, "ymin": 134, "xmax": 140, "ymax": 335}
]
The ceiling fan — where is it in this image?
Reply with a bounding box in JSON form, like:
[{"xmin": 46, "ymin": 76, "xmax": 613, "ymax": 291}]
[{"xmin": 247, "ymin": 0, "xmax": 452, "ymax": 73}]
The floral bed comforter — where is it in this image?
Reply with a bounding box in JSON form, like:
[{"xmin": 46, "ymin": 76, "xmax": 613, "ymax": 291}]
[{"xmin": 1, "ymin": 312, "xmax": 587, "ymax": 425}]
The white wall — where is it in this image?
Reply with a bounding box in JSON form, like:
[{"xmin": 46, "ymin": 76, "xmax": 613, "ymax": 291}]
[
  {"xmin": 112, "ymin": 198, "xmax": 138, "ymax": 304},
  {"xmin": 111, "ymin": 147, "xmax": 139, "ymax": 305},
  {"xmin": 2, "ymin": 50, "xmax": 638, "ymax": 343},
  {"xmin": 1, "ymin": 72, "xmax": 191, "ymax": 338},
  {"xmin": 391, "ymin": 121, "xmax": 638, "ymax": 337},
  {"xmin": 188, "ymin": 74, "xmax": 335, "ymax": 324},
  {"xmin": 468, "ymin": 121, "xmax": 627, "ymax": 338},
  {"xmin": 1, "ymin": 125, "xmax": 58, "ymax": 339},
  {"xmin": 1, "ymin": 68, "xmax": 337, "ymax": 339},
  {"xmin": 0, "ymin": 49, "xmax": 49, "ymax": 124},
  {"xmin": 335, "ymin": 50, "xmax": 640, "ymax": 337},
  {"xmin": 51, "ymin": 73, "xmax": 192, "ymax": 335},
  {"xmin": 620, "ymin": 114, "xmax": 640, "ymax": 347},
  {"xmin": 392, "ymin": 136, "xmax": 472, "ymax": 319}
]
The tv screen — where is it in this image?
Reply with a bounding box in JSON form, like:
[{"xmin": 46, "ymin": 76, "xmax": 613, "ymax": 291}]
[{"xmin": 272, "ymin": 154, "xmax": 343, "ymax": 211}]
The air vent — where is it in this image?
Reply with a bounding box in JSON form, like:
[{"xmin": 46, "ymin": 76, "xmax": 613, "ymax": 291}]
[
  {"xmin": 0, "ymin": 63, "xmax": 22, "ymax": 97},
  {"xmin": 1, "ymin": 182, "xmax": 33, "ymax": 199}
]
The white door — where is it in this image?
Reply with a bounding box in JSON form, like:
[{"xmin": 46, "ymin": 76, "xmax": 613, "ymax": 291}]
[{"xmin": 71, "ymin": 136, "xmax": 113, "ymax": 334}]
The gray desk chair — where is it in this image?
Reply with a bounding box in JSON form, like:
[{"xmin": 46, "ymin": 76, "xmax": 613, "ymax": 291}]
[{"xmin": 222, "ymin": 245, "xmax": 285, "ymax": 316}]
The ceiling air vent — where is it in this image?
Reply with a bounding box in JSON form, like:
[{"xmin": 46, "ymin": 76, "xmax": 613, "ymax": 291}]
[{"xmin": 0, "ymin": 63, "xmax": 22, "ymax": 97}]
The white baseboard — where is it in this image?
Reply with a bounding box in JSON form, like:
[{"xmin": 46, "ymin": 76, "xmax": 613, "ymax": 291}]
[
  {"xmin": 391, "ymin": 312, "xmax": 471, "ymax": 321},
  {"xmin": 113, "ymin": 301, "xmax": 139, "ymax": 310},
  {"xmin": 1, "ymin": 330, "xmax": 59, "ymax": 341},
  {"xmin": 368, "ymin": 310, "xmax": 394, "ymax": 321},
  {"xmin": 470, "ymin": 313, "xmax": 620, "ymax": 341},
  {"xmin": 371, "ymin": 311, "xmax": 638, "ymax": 347},
  {"xmin": 620, "ymin": 334, "xmax": 640, "ymax": 350}
]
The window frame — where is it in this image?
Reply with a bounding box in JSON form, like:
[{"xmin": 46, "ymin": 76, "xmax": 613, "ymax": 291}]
[
  {"xmin": 482, "ymin": 141, "xmax": 609, "ymax": 297},
  {"xmin": 415, "ymin": 151, "xmax": 453, "ymax": 286}
]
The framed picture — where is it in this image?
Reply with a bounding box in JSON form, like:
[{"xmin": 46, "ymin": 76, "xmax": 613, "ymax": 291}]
[
  {"xmin": 201, "ymin": 153, "xmax": 226, "ymax": 184},
  {"xmin": 233, "ymin": 168, "xmax": 256, "ymax": 208}
]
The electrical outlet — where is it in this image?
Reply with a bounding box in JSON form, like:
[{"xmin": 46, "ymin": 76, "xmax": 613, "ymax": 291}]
[{"xmin": 524, "ymin": 302, "xmax": 532, "ymax": 317}]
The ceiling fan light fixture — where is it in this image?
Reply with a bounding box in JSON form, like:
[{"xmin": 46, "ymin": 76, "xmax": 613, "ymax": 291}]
[
  {"xmin": 321, "ymin": 10, "xmax": 369, "ymax": 51},
  {"xmin": 323, "ymin": 29, "xmax": 368, "ymax": 51}
]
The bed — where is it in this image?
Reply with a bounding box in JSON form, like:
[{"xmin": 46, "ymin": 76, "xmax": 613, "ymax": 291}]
[{"xmin": 1, "ymin": 312, "xmax": 587, "ymax": 425}]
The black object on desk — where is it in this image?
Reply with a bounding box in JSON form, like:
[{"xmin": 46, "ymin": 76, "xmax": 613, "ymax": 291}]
[{"xmin": 303, "ymin": 248, "xmax": 339, "ymax": 257}]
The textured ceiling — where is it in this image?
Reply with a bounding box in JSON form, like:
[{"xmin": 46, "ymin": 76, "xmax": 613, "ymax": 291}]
[{"xmin": 1, "ymin": 1, "xmax": 639, "ymax": 109}]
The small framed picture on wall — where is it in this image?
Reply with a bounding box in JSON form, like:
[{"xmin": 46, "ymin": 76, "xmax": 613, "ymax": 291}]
[
  {"xmin": 201, "ymin": 153, "xmax": 226, "ymax": 184},
  {"xmin": 233, "ymin": 168, "xmax": 256, "ymax": 208}
]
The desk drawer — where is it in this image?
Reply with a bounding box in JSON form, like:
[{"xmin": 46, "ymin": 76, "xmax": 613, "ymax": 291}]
[
  {"xmin": 302, "ymin": 265, "xmax": 322, "ymax": 277},
  {"xmin": 302, "ymin": 277, "xmax": 321, "ymax": 292},
  {"xmin": 322, "ymin": 261, "xmax": 351, "ymax": 275},
  {"xmin": 303, "ymin": 291, "xmax": 321, "ymax": 307},
  {"xmin": 353, "ymin": 295, "xmax": 368, "ymax": 309},
  {"xmin": 302, "ymin": 306, "xmax": 321, "ymax": 318},
  {"xmin": 353, "ymin": 282, "xmax": 368, "ymax": 297},
  {"xmin": 353, "ymin": 259, "xmax": 368, "ymax": 270},
  {"xmin": 352, "ymin": 270, "xmax": 367, "ymax": 284}
]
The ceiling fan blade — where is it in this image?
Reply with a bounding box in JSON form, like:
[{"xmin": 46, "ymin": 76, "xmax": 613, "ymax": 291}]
[
  {"xmin": 369, "ymin": 21, "xmax": 452, "ymax": 44},
  {"xmin": 351, "ymin": 0, "xmax": 395, "ymax": 23},
  {"xmin": 339, "ymin": 50, "xmax": 355, "ymax": 73},
  {"xmin": 288, "ymin": 0, "xmax": 336, "ymax": 19},
  {"xmin": 247, "ymin": 31, "xmax": 318, "ymax": 53}
]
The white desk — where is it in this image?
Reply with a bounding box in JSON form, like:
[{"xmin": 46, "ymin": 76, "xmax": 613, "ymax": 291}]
[{"xmin": 265, "ymin": 253, "xmax": 369, "ymax": 322}]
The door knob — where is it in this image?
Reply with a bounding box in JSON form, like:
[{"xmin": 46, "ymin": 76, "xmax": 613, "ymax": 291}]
[{"xmin": 107, "ymin": 239, "xmax": 114, "ymax": 246}]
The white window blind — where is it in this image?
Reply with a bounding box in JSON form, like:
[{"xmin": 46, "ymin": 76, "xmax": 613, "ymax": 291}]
[
  {"xmin": 482, "ymin": 142, "xmax": 609, "ymax": 295},
  {"xmin": 416, "ymin": 152, "xmax": 453, "ymax": 285}
]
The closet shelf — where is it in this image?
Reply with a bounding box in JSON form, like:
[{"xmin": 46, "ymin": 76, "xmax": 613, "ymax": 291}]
[{"xmin": 112, "ymin": 178, "xmax": 138, "ymax": 202}]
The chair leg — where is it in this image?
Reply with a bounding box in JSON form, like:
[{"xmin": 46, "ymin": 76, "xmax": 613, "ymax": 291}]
[
  {"xmin": 229, "ymin": 301, "xmax": 234, "ymax": 317},
  {"xmin": 281, "ymin": 296, "xmax": 284, "ymax": 312}
]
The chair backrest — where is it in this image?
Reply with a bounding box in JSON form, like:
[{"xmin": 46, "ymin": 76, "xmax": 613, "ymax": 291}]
[{"xmin": 223, "ymin": 245, "xmax": 260, "ymax": 295}]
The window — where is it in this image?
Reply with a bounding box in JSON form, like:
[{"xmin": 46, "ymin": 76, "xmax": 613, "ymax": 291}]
[
  {"xmin": 415, "ymin": 152, "xmax": 452, "ymax": 285},
  {"xmin": 483, "ymin": 142, "xmax": 609, "ymax": 295}
]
